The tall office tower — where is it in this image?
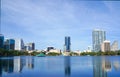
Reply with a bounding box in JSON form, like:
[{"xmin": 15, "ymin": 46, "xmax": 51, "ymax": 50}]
[
  {"xmin": 0, "ymin": 34, "xmax": 4, "ymax": 48},
  {"xmin": 111, "ymin": 40, "xmax": 119, "ymax": 51},
  {"xmin": 92, "ymin": 29, "xmax": 106, "ymax": 52},
  {"xmin": 25, "ymin": 43, "xmax": 35, "ymax": 51},
  {"xmin": 4, "ymin": 39, "xmax": 15, "ymax": 50},
  {"xmin": 15, "ymin": 39, "xmax": 24, "ymax": 51},
  {"xmin": 101, "ymin": 40, "xmax": 110, "ymax": 52},
  {"xmin": 64, "ymin": 36, "xmax": 71, "ymax": 52},
  {"xmin": 31, "ymin": 43, "xmax": 35, "ymax": 50}
]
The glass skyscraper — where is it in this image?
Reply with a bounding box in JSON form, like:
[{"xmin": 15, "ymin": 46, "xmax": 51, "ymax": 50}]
[
  {"xmin": 92, "ymin": 29, "xmax": 106, "ymax": 52},
  {"xmin": 4, "ymin": 39, "xmax": 15, "ymax": 50},
  {"xmin": 64, "ymin": 36, "xmax": 71, "ymax": 52},
  {"xmin": 0, "ymin": 34, "xmax": 4, "ymax": 48}
]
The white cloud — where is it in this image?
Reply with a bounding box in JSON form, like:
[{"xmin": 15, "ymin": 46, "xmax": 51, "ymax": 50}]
[{"xmin": 1, "ymin": 0, "xmax": 120, "ymax": 50}]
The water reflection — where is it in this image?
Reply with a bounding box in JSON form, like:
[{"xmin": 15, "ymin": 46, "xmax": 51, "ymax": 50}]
[
  {"xmin": 0, "ymin": 56, "xmax": 34, "ymax": 77},
  {"xmin": 25, "ymin": 57, "xmax": 34, "ymax": 69},
  {"xmin": 13, "ymin": 57, "xmax": 23, "ymax": 72},
  {"xmin": 93, "ymin": 57, "xmax": 112, "ymax": 77},
  {"xmin": 0, "ymin": 56, "xmax": 120, "ymax": 77},
  {"xmin": 64, "ymin": 56, "xmax": 71, "ymax": 77},
  {"xmin": 1, "ymin": 59, "xmax": 14, "ymax": 73},
  {"xmin": 113, "ymin": 61, "xmax": 120, "ymax": 71}
]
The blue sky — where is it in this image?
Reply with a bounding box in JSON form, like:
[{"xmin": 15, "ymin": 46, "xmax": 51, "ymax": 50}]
[{"xmin": 1, "ymin": 0, "xmax": 120, "ymax": 51}]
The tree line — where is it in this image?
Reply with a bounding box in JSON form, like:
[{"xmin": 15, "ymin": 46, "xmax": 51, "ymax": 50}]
[
  {"xmin": 0, "ymin": 48, "xmax": 120, "ymax": 56},
  {"xmin": 80, "ymin": 51, "xmax": 120, "ymax": 56}
]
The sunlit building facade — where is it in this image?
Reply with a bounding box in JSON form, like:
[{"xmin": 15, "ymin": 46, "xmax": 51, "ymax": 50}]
[
  {"xmin": 111, "ymin": 40, "xmax": 119, "ymax": 51},
  {"xmin": 15, "ymin": 39, "xmax": 24, "ymax": 51},
  {"xmin": 101, "ymin": 40, "xmax": 110, "ymax": 52}
]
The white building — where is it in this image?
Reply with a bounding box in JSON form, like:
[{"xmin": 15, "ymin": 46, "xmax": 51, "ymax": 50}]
[
  {"xmin": 49, "ymin": 49, "xmax": 61, "ymax": 53},
  {"xmin": 101, "ymin": 40, "xmax": 110, "ymax": 52},
  {"xmin": 15, "ymin": 39, "xmax": 24, "ymax": 51},
  {"xmin": 111, "ymin": 41, "xmax": 119, "ymax": 51}
]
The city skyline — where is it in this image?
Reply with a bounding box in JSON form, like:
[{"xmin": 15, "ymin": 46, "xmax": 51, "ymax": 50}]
[{"xmin": 1, "ymin": 0, "xmax": 120, "ymax": 51}]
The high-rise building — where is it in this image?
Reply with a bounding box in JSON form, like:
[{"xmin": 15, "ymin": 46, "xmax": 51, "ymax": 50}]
[
  {"xmin": 111, "ymin": 41, "xmax": 119, "ymax": 51},
  {"xmin": 15, "ymin": 39, "xmax": 24, "ymax": 51},
  {"xmin": 29, "ymin": 43, "xmax": 35, "ymax": 50},
  {"xmin": 101, "ymin": 40, "xmax": 110, "ymax": 52},
  {"xmin": 25, "ymin": 43, "xmax": 35, "ymax": 51},
  {"xmin": 0, "ymin": 34, "xmax": 4, "ymax": 48},
  {"xmin": 64, "ymin": 36, "xmax": 71, "ymax": 52},
  {"xmin": 92, "ymin": 29, "xmax": 106, "ymax": 52},
  {"xmin": 4, "ymin": 39, "xmax": 15, "ymax": 50}
]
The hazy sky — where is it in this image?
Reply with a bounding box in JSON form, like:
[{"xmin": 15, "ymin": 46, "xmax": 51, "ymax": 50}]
[{"xmin": 1, "ymin": 0, "xmax": 120, "ymax": 51}]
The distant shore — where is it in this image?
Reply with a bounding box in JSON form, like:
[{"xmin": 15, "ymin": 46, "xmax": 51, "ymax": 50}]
[{"xmin": 0, "ymin": 49, "xmax": 120, "ymax": 56}]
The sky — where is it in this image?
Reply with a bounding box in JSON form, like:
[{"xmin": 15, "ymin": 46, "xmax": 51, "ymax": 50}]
[{"xmin": 1, "ymin": 0, "xmax": 120, "ymax": 51}]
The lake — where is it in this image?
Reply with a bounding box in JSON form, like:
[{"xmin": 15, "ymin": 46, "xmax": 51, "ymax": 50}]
[{"xmin": 0, "ymin": 56, "xmax": 120, "ymax": 77}]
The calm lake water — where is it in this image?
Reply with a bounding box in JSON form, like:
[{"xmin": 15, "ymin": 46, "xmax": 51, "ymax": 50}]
[{"xmin": 0, "ymin": 56, "xmax": 120, "ymax": 77}]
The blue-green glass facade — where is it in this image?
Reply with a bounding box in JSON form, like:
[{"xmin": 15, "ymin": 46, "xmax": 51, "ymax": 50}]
[
  {"xmin": 4, "ymin": 39, "xmax": 15, "ymax": 50},
  {"xmin": 65, "ymin": 36, "xmax": 71, "ymax": 52},
  {"xmin": 92, "ymin": 29, "xmax": 106, "ymax": 52},
  {"xmin": 0, "ymin": 34, "xmax": 4, "ymax": 48}
]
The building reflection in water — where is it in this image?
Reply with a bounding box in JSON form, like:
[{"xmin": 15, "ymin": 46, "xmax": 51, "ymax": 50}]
[
  {"xmin": 0, "ymin": 56, "xmax": 34, "ymax": 77},
  {"xmin": 14, "ymin": 56, "xmax": 23, "ymax": 73},
  {"xmin": 93, "ymin": 57, "xmax": 111, "ymax": 77},
  {"xmin": 2, "ymin": 59, "xmax": 14, "ymax": 73},
  {"xmin": 113, "ymin": 61, "xmax": 120, "ymax": 71},
  {"xmin": 0, "ymin": 59, "xmax": 3, "ymax": 77},
  {"xmin": 25, "ymin": 56, "xmax": 34, "ymax": 69},
  {"xmin": 64, "ymin": 56, "xmax": 71, "ymax": 77}
]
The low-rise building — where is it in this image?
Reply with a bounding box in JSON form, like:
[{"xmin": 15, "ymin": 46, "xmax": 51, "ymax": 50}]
[
  {"xmin": 49, "ymin": 49, "xmax": 61, "ymax": 53},
  {"xmin": 47, "ymin": 47, "xmax": 54, "ymax": 52}
]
